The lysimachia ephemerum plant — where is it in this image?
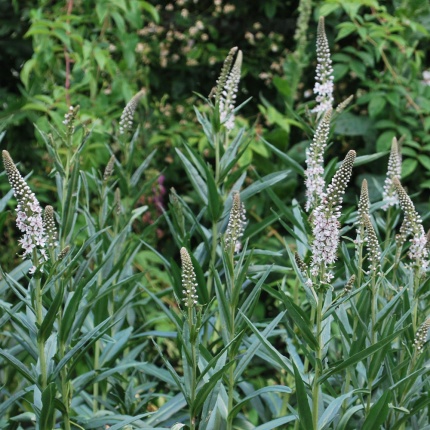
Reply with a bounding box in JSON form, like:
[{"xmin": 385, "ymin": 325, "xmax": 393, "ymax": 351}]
[
  {"xmin": 312, "ymin": 16, "xmax": 334, "ymax": 115},
  {"xmin": 310, "ymin": 150, "xmax": 356, "ymax": 286},
  {"xmin": 304, "ymin": 108, "xmax": 332, "ymax": 212},
  {"xmin": 382, "ymin": 137, "xmax": 402, "ymax": 210},
  {"xmin": 2, "ymin": 150, "xmax": 57, "ymax": 274}
]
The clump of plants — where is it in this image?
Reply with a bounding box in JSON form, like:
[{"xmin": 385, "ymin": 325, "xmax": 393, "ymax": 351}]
[{"xmin": 1, "ymin": 14, "xmax": 430, "ymax": 430}]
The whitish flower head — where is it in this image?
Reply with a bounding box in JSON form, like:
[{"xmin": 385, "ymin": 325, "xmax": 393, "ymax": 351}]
[
  {"xmin": 414, "ymin": 317, "xmax": 430, "ymax": 353},
  {"xmin": 58, "ymin": 245, "xmax": 70, "ymax": 261},
  {"xmin": 422, "ymin": 70, "xmax": 430, "ymax": 86},
  {"xmin": 312, "ymin": 17, "xmax": 334, "ymax": 114},
  {"xmin": 119, "ymin": 89, "xmax": 146, "ymax": 135},
  {"xmin": 357, "ymin": 179, "xmax": 370, "ymax": 227},
  {"xmin": 225, "ymin": 192, "xmax": 246, "ymax": 253},
  {"xmin": 293, "ymin": 0, "xmax": 312, "ymax": 50},
  {"xmin": 2, "ymin": 150, "xmax": 47, "ymax": 262},
  {"xmin": 305, "ymin": 108, "xmax": 332, "ymax": 212},
  {"xmin": 363, "ymin": 214, "xmax": 381, "ymax": 273},
  {"xmin": 310, "ymin": 150, "xmax": 356, "ymax": 284},
  {"xmin": 393, "ymin": 177, "xmax": 428, "ymax": 270},
  {"xmin": 103, "ymin": 155, "xmax": 116, "ymax": 182},
  {"xmin": 219, "ymin": 50, "xmax": 242, "ymax": 130},
  {"xmin": 62, "ymin": 105, "xmax": 80, "ymax": 136},
  {"xmin": 180, "ymin": 247, "xmax": 199, "ymax": 307},
  {"xmin": 344, "ymin": 274, "xmax": 355, "ymax": 294},
  {"xmin": 382, "ymin": 137, "xmax": 401, "ymax": 210},
  {"xmin": 395, "ymin": 218, "xmax": 409, "ymax": 250},
  {"xmin": 324, "ymin": 150, "xmax": 356, "ymax": 210},
  {"xmin": 336, "ymin": 95, "xmax": 353, "ymax": 114},
  {"xmin": 214, "ymin": 47, "xmax": 238, "ymax": 103},
  {"xmin": 294, "ymin": 251, "xmax": 308, "ymax": 275},
  {"xmin": 43, "ymin": 206, "xmax": 58, "ymax": 248}
]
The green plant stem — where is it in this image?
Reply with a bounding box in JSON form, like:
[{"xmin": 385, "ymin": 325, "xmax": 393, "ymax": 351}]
[
  {"xmin": 214, "ymin": 131, "xmax": 221, "ymax": 185},
  {"xmin": 226, "ymin": 250, "xmax": 236, "ymax": 430},
  {"xmin": 304, "ymin": 304, "xmax": 316, "ymax": 374},
  {"xmin": 206, "ymin": 129, "xmax": 222, "ymax": 298},
  {"xmin": 412, "ymin": 267, "xmax": 422, "ymax": 333},
  {"xmin": 35, "ymin": 283, "xmax": 48, "ymax": 390},
  {"xmin": 206, "ymin": 223, "xmax": 218, "ymax": 299},
  {"xmin": 32, "ymin": 251, "xmax": 48, "ymax": 392},
  {"xmin": 188, "ymin": 307, "xmax": 197, "ymax": 430},
  {"xmin": 93, "ymin": 339, "xmax": 100, "ymax": 413},
  {"xmin": 367, "ymin": 273, "xmax": 378, "ymax": 413},
  {"xmin": 60, "ymin": 142, "xmax": 72, "ymax": 250},
  {"xmin": 60, "ymin": 340, "xmax": 72, "ymax": 430},
  {"xmin": 312, "ymin": 290, "xmax": 324, "ymax": 430}
]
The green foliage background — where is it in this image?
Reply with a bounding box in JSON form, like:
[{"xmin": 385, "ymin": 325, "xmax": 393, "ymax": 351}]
[{"xmin": 2, "ymin": 0, "xmax": 430, "ymax": 429}]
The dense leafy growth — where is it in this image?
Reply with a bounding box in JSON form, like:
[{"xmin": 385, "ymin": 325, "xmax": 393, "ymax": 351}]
[{"xmin": 1, "ymin": 1, "xmax": 430, "ymax": 429}]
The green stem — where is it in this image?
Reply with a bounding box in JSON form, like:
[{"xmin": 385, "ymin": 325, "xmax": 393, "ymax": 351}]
[
  {"xmin": 33, "ymin": 251, "xmax": 48, "ymax": 392},
  {"xmin": 214, "ymin": 132, "xmax": 221, "ymax": 185},
  {"xmin": 188, "ymin": 307, "xmax": 197, "ymax": 430},
  {"xmin": 93, "ymin": 340, "xmax": 100, "ymax": 413},
  {"xmin": 312, "ymin": 290, "xmax": 324, "ymax": 430},
  {"xmin": 411, "ymin": 271, "xmax": 420, "ymax": 334},
  {"xmin": 226, "ymin": 251, "xmax": 236, "ymax": 430},
  {"xmin": 367, "ymin": 273, "xmax": 378, "ymax": 413},
  {"xmin": 206, "ymin": 223, "xmax": 218, "ymax": 299},
  {"xmin": 35, "ymin": 283, "xmax": 48, "ymax": 390},
  {"xmin": 60, "ymin": 340, "xmax": 72, "ymax": 430}
]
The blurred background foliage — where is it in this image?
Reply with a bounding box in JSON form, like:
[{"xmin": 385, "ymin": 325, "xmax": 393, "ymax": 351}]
[{"xmin": 1, "ymin": 0, "xmax": 430, "ymax": 263}]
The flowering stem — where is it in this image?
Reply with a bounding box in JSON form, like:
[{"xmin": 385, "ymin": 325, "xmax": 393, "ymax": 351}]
[
  {"xmin": 411, "ymin": 273, "xmax": 420, "ymax": 333},
  {"xmin": 59, "ymin": 337, "xmax": 72, "ymax": 430},
  {"xmin": 226, "ymin": 250, "xmax": 236, "ymax": 430},
  {"xmin": 188, "ymin": 307, "xmax": 197, "ymax": 430},
  {"xmin": 312, "ymin": 290, "xmax": 324, "ymax": 430},
  {"xmin": 32, "ymin": 251, "xmax": 48, "ymax": 391},
  {"xmin": 367, "ymin": 273, "xmax": 378, "ymax": 413}
]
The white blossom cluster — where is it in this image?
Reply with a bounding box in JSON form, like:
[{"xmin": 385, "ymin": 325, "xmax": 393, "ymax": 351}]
[
  {"xmin": 62, "ymin": 105, "xmax": 79, "ymax": 134},
  {"xmin": 357, "ymin": 179, "xmax": 381, "ymax": 272},
  {"xmin": 312, "ymin": 17, "xmax": 334, "ymax": 114},
  {"xmin": 422, "ymin": 70, "xmax": 430, "ymax": 86},
  {"xmin": 62, "ymin": 105, "xmax": 75, "ymax": 125},
  {"xmin": 103, "ymin": 155, "xmax": 116, "ymax": 182},
  {"xmin": 225, "ymin": 191, "xmax": 246, "ymax": 253},
  {"xmin": 393, "ymin": 177, "xmax": 429, "ymax": 271},
  {"xmin": 305, "ymin": 108, "xmax": 332, "ymax": 212},
  {"xmin": 2, "ymin": 151, "xmax": 51, "ymax": 273},
  {"xmin": 357, "ymin": 179, "xmax": 370, "ymax": 229},
  {"xmin": 310, "ymin": 150, "xmax": 356, "ymax": 284},
  {"xmin": 180, "ymin": 247, "xmax": 199, "ymax": 307},
  {"xmin": 43, "ymin": 205, "xmax": 58, "ymax": 249},
  {"xmin": 363, "ymin": 214, "xmax": 381, "ymax": 274},
  {"xmin": 219, "ymin": 50, "xmax": 242, "ymax": 131},
  {"xmin": 414, "ymin": 317, "xmax": 430, "ymax": 353},
  {"xmin": 382, "ymin": 138, "xmax": 401, "ymax": 210},
  {"xmin": 119, "ymin": 89, "xmax": 146, "ymax": 135}
]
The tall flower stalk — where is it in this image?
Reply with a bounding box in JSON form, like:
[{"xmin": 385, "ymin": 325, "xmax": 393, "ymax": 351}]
[
  {"xmin": 119, "ymin": 89, "xmax": 146, "ymax": 135},
  {"xmin": 2, "ymin": 150, "xmax": 48, "ymax": 271},
  {"xmin": 180, "ymin": 247, "xmax": 200, "ymax": 430},
  {"xmin": 206, "ymin": 48, "xmax": 243, "ymax": 299},
  {"xmin": 312, "ymin": 17, "xmax": 334, "ymax": 115},
  {"xmin": 224, "ymin": 192, "xmax": 246, "ymax": 430},
  {"xmin": 393, "ymin": 177, "xmax": 428, "ymax": 332},
  {"xmin": 2, "ymin": 150, "xmax": 54, "ymax": 426},
  {"xmin": 382, "ymin": 137, "xmax": 401, "ymax": 210},
  {"xmin": 393, "ymin": 177, "xmax": 428, "ymax": 275},
  {"xmin": 310, "ymin": 150, "xmax": 356, "ymax": 286},
  {"xmin": 224, "ymin": 191, "xmax": 246, "ymax": 254},
  {"xmin": 304, "ymin": 108, "xmax": 332, "ymax": 212},
  {"xmin": 309, "ymin": 150, "xmax": 355, "ymax": 430}
]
